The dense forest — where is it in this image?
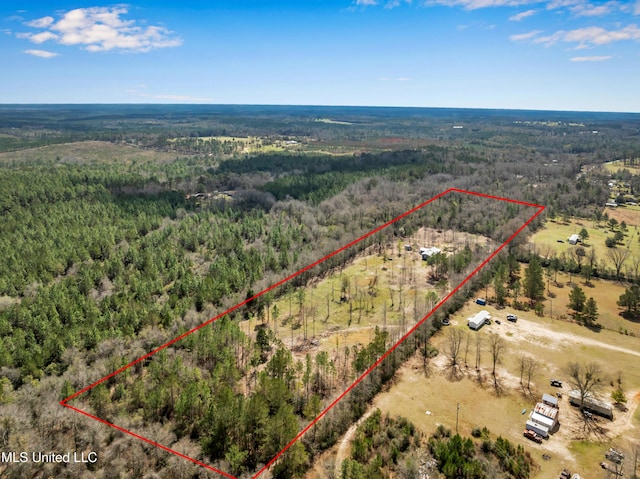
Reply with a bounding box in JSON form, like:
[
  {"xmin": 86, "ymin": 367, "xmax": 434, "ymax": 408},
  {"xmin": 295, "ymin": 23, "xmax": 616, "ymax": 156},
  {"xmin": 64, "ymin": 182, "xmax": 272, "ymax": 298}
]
[{"xmin": 0, "ymin": 105, "xmax": 638, "ymax": 478}]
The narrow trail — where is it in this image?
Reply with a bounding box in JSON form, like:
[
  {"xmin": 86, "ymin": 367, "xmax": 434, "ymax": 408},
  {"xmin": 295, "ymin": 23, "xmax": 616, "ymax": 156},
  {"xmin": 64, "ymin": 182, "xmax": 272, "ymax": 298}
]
[{"xmin": 334, "ymin": 408, "xmax": 375, "ymax": 477}]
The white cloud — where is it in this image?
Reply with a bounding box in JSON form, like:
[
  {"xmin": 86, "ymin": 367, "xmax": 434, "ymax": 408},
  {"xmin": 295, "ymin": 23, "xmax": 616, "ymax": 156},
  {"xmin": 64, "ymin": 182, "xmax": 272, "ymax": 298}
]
[
  {"xmin": 425, "ymin": 0, "xmax": 535, "ymax": 10},
  {"xmin": 28, "ymin": 31, "xmax": 59, "ymax": 44},
  {"xmin": 25, "ymin": 16, "xmax": 54, "ymax": 28},
  {"xmin": 570, "ymin": 1, "xmax": 615, "ymax": 17},
  {"xmin": 18, "ymin": 7, "xmax": 182, "ymax": 53},
  {"xmin": 570, "ymin": 55, "xmax": 612, "ymax": 61},
  {"xmin": 354, "ymin": 0, "xmax": 413, "ymax": 6},
  {"xmin": 533, "ymin": 24, "xmax": 640, "ymax": 47},
  {"xmin": 23, "ymin": 49, "xmax": 58, "ymax": 58},
  {"xmin": 509, "ymin": 9, "xmax": 537, "ymax": 20},
  {"xmin": 546, "ymin": 0, "xmax": 581, "ymax": 9},
  {"xmin": 635, "ymin": 0, "xmax": 640, "ymax": 14},
  {"xmin": 509, "ymin": 29, "xmax": 543, "ymax": 41}
]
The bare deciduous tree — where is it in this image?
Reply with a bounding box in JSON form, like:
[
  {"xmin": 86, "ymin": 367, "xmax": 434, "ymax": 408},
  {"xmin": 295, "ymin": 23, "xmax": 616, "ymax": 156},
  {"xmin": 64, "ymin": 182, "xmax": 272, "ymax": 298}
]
[
  {"xmin": 525, "ymin": 357, "xmax": 538, "ymax": 392},
  {"xmin": 463, "ymin": 332, "xmax": 471, "ymax": 368},
  {"xmin": 446, "ymin": 328, "xmax": 465, "ymax": 375},
  {"xmin": 567, "ymin": 361, "xmax": 602, "ymax": 410},
  {"xmin": 608, "ymin": 248, "xmax": 630, "ymax": 281},
  {"xmin": 488, "ymin": 333, "xmax": 505, "ymax": 390},
  {"xmin": 474, "ymin": 334, "xmax": 482, "ymax": 370}
]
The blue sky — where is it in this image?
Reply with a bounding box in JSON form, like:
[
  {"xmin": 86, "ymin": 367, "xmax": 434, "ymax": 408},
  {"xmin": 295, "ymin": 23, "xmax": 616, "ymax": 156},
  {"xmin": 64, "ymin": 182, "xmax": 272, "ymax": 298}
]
[{"xmin": 2, "ymin": 1, "xmax": 639, "ymax": 111}]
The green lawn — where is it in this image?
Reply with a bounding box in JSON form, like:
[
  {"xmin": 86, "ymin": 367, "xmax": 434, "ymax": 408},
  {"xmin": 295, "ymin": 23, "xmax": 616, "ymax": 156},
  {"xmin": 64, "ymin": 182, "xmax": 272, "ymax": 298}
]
[{"xmin": 531, "ymin": 218, "xmax": 640, "ymax": 274}]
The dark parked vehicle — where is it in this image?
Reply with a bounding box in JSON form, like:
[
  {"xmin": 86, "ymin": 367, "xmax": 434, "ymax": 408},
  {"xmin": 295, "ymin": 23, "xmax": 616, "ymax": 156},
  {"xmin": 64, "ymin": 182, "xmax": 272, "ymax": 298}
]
[
  {"xmin": 550, "ymin": 379, "xmax": 563, "ymax": 387},
  {"xmin": 507, "ymin": 313, "xmax": 517, "ymax": 322}
]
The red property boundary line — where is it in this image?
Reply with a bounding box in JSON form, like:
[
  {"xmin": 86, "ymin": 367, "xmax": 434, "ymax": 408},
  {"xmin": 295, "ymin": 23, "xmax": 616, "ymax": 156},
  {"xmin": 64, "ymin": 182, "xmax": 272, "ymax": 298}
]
[{"xmin": 61, "ymin": 188, "xmax": 544, "ymax": 479}]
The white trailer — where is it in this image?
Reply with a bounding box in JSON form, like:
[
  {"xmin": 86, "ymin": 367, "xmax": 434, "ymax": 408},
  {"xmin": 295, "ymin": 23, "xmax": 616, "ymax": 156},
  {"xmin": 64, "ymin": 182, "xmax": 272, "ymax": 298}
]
[
  {"xmin": 568, "ymin": 390, "xmax": 613, "ymax": 419},
  {"xmin": 525, "ymin": 420, "xmax": 549, "ymax": 439},
  {"xmin": 467, "ymin": 310, "xmax": 490, "ymax": 330}
]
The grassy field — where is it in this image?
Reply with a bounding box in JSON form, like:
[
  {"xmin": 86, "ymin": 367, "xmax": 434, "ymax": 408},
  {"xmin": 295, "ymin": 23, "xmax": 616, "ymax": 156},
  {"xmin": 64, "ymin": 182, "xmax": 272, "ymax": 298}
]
[
  {"xmin": 255, "ymin": 239, "xmax": 445, "ymax": 355},
  {"xmin": 167, "ymin": 135, "xmax": 290, "ymax": 154},
  {"xmin": 604, "ymin": 159, "xmax": 640, "ymax": 175},
  {"xmin": 539, "ymin": 270, "xmax": 640, "ymax": 336},
  {"xmin": 241, "ymin": 227, "xmax": 489, "ymax": 368},
  {"xmin": 530, "ymin": 217, "xmax": 640, "ymax": 271},
  {"xmin": 603, "ymin": 204, "xmax": 640, "ymax": 227},
  {"xmin": 299, "ymin": 227, "xmax": 640, "ymax": 478},
  {"xmin": 370, "ymin": 300, "xmax": 640, "ymax": 479},
  {"xmin": 0, "ymin": 140, "xmax": 177, "ymax": 165}
]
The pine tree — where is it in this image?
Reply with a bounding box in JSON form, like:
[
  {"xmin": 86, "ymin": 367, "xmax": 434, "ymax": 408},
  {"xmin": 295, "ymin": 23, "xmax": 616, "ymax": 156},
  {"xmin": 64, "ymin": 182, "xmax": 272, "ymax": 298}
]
[
  {"xmin": 568, "ymin": 286, "xmax": 586, "ymax": 312},
  {"xmin": 523, "ymin": 256, "xmax": 544, "ymax": 301},
  {"xmin": 584, "ymin": 297, "xmax": 598, "ymax": 324}
]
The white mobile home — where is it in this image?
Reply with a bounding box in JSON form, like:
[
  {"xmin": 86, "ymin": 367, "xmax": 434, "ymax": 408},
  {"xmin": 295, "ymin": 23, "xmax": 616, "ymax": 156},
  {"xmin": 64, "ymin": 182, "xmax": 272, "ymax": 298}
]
[
  {"xmin": 525, "ymin": 420, "xmax": 549, "ymax": 439},
  {"xmin": 467, "ymin": 310, "xmax": 490, "ymax": 330},
  {"xmin": 568, "ymin": 234, "xmax": 580, "ymax": 245},
  {"xmin": 568, "ymin": 390, "xmax": 613, "ymax": 419}
]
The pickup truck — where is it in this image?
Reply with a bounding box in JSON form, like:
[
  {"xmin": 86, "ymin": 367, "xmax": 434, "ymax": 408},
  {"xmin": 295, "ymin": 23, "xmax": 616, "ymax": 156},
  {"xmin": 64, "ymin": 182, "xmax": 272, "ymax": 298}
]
[{"xmin": 523, "ymin": 429, "xmax": 542, "ymax": 444}]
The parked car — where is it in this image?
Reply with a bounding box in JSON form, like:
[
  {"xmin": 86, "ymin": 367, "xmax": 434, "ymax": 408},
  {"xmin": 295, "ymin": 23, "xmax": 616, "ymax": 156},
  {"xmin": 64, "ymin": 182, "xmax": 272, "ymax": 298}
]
[
  {"xmin": 442, "ymin": 318, "xmax": 450, "ymax": 326},
  {"xmin": 506, "ymin": 313, "xmax": 517, "ymax": 322},
  {"xmin": 550, "ymin": 379, "xmax": 563, "ymax": 387},
  {"xmin": 495, "ymin": 319, "xmax": 501, "ymax": 324},
  {"xmin": 523, "ymin": 429, "xmax": 542, "ymax": 444},
  {"xmin": 557, "ymin": 239, "xmax": 564, "ymax": 243}
]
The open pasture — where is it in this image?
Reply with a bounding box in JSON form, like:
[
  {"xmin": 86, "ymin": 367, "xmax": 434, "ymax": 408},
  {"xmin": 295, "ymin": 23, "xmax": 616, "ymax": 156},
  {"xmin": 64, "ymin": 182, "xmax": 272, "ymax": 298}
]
[
  {"xmin": 243, "ymin": 226, "xmax": 489, "ymax": 370},
  {"xmin": 369, "ymin": 300, "xmax": 640, "ymax": 479},
  {"xmin": 0, "ymin": 140, "xmax": 177, "ymax": 165},
  {"xmin": 603, "ymin": 204, "xmax": 640, "ymax": 228},
  {"xmin": 603, "ymin": 159, "xmax": 640, "ymax": 176},
  {"xmin": 530, "ymin": 217, "xmax": 640, "ymax": 272},
  {"xmin": 540, "ymin": 270, "xmax": 640, "ymax": 337}
]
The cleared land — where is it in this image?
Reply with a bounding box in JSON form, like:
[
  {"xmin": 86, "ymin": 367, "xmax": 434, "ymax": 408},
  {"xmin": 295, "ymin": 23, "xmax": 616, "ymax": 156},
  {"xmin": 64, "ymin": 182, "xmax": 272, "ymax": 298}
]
[
  {"xmin": 307, "ymin": 256, "xmax": 640, "ymax": 479},
  {"xmin": 604, "ymin": 204, "xmax": 640, "ymax": 227},
  {"xmin": 244, "ymin": 227, "xmax": 489, "ymax": 367},
  {"xmin": 167, "ymin": 135, "xmax": 289, "ymax": 154},
  {"xmin": 603, "ymin": 159, "xmax": 640, "ymax": 175},
  {"xmin": 309, "ymin": 303, "xmax": 640, "ymax": 479},
  {"xmin": 0, "ymin": 140, "xmax": 177, "ymax": 165},
  {"xmin": 540, "ymin": 270, "xmax": 640, "ymax": 337},
  {"xmin": 530, "ymin": 218, "xmax": 640, "ymax": 272}
]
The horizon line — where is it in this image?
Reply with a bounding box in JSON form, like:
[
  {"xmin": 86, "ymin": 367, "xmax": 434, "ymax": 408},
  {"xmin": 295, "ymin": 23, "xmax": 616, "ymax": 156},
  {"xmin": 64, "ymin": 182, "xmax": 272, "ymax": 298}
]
[{"xmin": 0, "ymin": 103, "xmax": 639, "ymax": 115}]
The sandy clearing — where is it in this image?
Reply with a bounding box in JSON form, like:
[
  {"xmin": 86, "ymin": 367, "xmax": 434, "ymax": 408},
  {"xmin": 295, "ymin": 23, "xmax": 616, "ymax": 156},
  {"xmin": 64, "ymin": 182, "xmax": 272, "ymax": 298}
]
[{"xmin": 490, "ymin": 317, "xmax": 640, "ymax": 358}]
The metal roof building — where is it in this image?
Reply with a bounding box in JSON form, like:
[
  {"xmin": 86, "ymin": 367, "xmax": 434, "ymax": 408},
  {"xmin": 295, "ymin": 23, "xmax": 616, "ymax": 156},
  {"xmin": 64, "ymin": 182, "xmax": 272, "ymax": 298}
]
[{"xmin": 467, "ymin": 310, "xmax": 490, "ymax": 330}]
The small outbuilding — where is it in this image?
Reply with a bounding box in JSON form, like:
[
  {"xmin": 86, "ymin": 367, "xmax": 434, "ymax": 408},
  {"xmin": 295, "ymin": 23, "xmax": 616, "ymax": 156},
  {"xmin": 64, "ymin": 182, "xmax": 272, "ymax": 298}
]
[
  {"xmin": 468, "ymin": 310, "xmax": 490, "ymax": 330},
  {"xmin": 568, "ymin": 234, "xmax": 581, "ymax": 245},
  {"xmin": 420, "ymin": 246, "xmax": 442, "ymax": 260},
  {"xmin": 542, "ymin": 393, "xmax": 559, "ymax": 408}
]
